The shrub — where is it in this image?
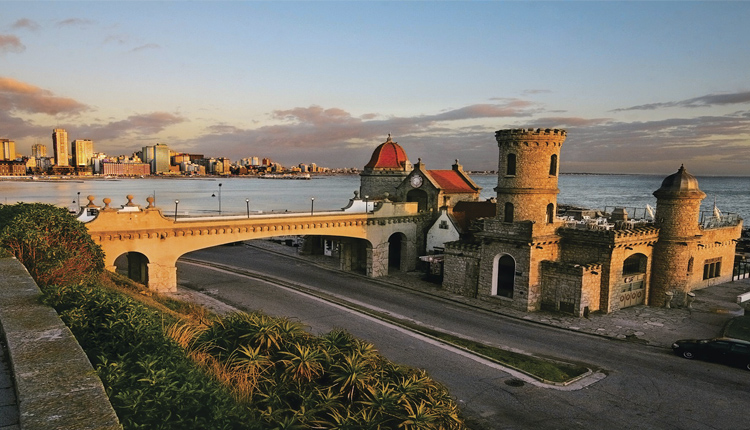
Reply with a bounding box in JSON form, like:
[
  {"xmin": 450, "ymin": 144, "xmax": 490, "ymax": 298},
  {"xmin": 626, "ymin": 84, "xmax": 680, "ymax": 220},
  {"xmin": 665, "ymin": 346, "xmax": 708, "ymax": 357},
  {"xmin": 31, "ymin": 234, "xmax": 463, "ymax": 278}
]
[{"xmin": 0, "ymin": 203, "xmax": 104, "ymax": 287}]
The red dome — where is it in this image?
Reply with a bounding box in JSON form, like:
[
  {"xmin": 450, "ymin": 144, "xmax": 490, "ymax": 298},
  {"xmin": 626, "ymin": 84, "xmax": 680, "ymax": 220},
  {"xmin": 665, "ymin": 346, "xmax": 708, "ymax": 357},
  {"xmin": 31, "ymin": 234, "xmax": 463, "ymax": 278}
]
[{"xmin": 365, "ymin": 135, "xmax": 410, "ymax": 170}]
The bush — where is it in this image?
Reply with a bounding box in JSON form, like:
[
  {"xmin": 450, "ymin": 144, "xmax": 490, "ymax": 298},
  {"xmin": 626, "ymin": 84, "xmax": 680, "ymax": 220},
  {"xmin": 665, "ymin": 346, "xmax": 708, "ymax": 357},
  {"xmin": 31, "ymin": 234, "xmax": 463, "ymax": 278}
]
[{"xmin": 0, "ymin": 203, "xmax": 104, "ymax": 287}]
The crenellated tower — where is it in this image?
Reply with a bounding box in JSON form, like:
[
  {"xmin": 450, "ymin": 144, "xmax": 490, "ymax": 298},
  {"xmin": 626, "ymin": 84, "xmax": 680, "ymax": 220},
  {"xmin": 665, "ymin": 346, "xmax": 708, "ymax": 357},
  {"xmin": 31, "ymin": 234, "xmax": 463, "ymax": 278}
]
[{"xmin": 494, "ymin": 128, "xmax": 566, "ymax": 228}]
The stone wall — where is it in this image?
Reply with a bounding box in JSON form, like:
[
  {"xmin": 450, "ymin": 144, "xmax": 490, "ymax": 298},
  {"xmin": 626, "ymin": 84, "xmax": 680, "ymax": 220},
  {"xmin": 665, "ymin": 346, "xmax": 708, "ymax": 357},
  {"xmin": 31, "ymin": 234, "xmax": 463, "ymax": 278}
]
[
  {"xmin": 541, "ymin": 261, "xmax": 602, "ymax": 316},
  {"xmin": 0, "ymin": 258, "xmax": 120, "ymax": 429},
  {"xmin": 442, "ymin": 242, "xmax": 481, "ymax": 297}
]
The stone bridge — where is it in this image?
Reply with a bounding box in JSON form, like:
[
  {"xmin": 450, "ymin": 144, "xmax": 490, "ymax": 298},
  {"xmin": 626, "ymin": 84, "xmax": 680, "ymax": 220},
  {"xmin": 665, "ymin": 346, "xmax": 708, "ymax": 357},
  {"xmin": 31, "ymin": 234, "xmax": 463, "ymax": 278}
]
[{"xmin": 84, "ymin": 195, "xmax": 425, "ymax": 292}]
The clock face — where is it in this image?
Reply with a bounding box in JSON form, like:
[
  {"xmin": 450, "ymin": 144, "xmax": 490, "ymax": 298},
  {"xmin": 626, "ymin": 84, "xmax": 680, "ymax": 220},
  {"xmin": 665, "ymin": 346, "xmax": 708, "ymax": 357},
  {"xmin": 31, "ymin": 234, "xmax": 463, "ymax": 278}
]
[{"xmin": 410, "ymin": 175, "xmax": 423, "ymax": 188}]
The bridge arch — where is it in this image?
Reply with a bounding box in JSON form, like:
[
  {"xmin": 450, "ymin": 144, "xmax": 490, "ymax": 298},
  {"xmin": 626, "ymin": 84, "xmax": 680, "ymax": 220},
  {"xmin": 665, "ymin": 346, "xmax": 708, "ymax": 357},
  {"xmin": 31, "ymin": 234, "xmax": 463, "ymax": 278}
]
[
  {"xmin": 114, "ymin": 251, "xmax": 149, "ymax": 285},
  {"xmin": 86, "ymin": 200, "xmax": 421, "ymax": 292}
]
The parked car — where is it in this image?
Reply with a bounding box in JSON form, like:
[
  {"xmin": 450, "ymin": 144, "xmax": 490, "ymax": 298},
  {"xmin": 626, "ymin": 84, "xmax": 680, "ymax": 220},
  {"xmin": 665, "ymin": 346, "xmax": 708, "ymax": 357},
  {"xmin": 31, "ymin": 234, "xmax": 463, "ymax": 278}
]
[{"xmin": 672, "ymin": 337, "xmax": 750, "ymax": 370}]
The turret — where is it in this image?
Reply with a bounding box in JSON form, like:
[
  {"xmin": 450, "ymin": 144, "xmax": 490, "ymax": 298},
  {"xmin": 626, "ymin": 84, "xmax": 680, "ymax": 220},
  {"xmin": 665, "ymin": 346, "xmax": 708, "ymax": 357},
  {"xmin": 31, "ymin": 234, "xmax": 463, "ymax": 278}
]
[{"xmin": 494, "ymin": 128, "xmax": 566, "ymax": 227}]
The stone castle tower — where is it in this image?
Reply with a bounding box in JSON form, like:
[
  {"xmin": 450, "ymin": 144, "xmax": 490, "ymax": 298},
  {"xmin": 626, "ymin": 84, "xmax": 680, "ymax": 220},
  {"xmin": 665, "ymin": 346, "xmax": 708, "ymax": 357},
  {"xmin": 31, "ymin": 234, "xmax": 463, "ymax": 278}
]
[
  {"xmin": 494, "ymin": 128, "xmax": 566, "ymax": 230},
  {"xmin": 359, "ymin": 135, "xmax": 413, "ymax": 200},
  {"xmin": 650, "ymin": 165, "xmax": 706, "ymax": 306}
]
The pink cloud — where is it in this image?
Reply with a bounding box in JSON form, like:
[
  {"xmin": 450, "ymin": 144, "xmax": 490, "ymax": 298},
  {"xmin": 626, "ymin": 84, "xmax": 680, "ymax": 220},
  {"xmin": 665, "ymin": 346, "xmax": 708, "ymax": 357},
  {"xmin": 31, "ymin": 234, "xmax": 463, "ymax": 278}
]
[
  {"xmin": 11, "ymin": 19, "xmax": 40, "ymax": 32},
  {"xmin": 0, "ymin": 76, "xmax": 88, "ymax": 115},
  {"xmin": 0, "ymin": 35, "xmax": 25, "ymax": 55}
]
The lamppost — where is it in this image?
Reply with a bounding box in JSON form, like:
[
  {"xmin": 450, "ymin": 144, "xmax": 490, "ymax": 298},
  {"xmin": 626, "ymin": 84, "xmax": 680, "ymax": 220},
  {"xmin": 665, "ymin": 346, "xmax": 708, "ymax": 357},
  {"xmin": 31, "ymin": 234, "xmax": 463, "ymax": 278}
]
[
  {"xmin": 77, "ymin": 191, "xmax": 81, "ymax": 208},
  {"xmin": 174, "ymin": 200, "xmax": 179, "ymax": 220},
  {"xmin": 364, "ymin": 195, "xmax": 369, "ymax": 213},
  {"xmin": 310, "ymin": 197, "xmax": 315, "ymax": 216},
  {"xmin": 212, "ymin": 183, "xmax": 223, "ymax": 214},
  {"xmin": 245, "ymin": 198, "xmax": 250, "ymax": 218}
]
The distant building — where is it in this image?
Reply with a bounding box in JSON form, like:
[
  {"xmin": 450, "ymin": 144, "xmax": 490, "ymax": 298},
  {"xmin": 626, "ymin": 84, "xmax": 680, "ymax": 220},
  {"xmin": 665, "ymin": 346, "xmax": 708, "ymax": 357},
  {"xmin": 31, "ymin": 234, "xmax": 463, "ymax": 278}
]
[
  {"xmin": 52, "ymin": 129, "xmax": 69, "ymax": 167},
  {"xmin": 1, "ymin": 139, "xmax": 16, "ymax": 160},
  {"xmin": 102, "ymin": 162, "xmax": 151, "ymax": 177},
  {"xmin": 31, "ymin": 144, "xmax": 47, "ymax": 158},
  {"xmin": 0, "ymin": 160, "xmax": 26, "ymax": 176},
  {"xmin": 141, "ymin": 143, "xmax": 171, "ymax": 174},
  {"xmin": 72, "ymin": 139, "xmax": 94, "ymax": 167}
]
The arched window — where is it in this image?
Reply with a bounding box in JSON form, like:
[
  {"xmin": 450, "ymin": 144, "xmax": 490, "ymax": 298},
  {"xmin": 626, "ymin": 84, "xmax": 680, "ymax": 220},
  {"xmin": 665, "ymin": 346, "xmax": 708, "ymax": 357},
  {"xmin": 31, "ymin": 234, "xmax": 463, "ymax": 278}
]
[
  {"xmin": 504, "ymin": 202, "xmax": 514, "ymax": 223},
  {"xmin": 494, "ymin": 255, "xmax": 515, "ymax": 298},
  {"xmin": 549, "ymin": 154, "xmax": 558, "ymax": 176},
  {"xmin": 546, "ymin": 203, "xmax": 555, "ymax": 224},
  {"xmin": 687, "ymin": 257, "xmax": 694, "ymax": 273},
  {"xmin": 506, "ymin": 153, "xmax": 517, "ymax": 176},
  {"xmin": 623, "ymin": 254, "xmax": 647, "ymax": 275}
]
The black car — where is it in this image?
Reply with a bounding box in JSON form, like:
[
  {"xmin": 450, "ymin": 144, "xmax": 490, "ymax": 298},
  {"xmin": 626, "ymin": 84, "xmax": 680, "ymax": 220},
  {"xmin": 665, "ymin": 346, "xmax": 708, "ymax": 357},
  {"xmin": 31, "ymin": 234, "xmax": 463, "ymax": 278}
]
[{"xmin": 672, "ymin": 337, "xmax": 750, "ymax": 370}]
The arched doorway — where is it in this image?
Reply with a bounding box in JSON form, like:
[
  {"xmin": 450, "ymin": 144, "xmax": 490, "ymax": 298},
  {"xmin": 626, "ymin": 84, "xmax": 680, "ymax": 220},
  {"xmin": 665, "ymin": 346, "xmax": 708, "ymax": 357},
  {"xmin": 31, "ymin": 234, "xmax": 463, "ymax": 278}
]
[
  {"xmin": 492, "ymin": 254, "xmax": 515, "ymax": 298},
  {"xmin": 620, "ymin": 253, "xmax": 648, "ymax": 308},
  {"xmin": 388, "ymin": 233, "xmax": 405, "ymax": 272},
  {"xmin": 114, "ymin": 252, "xmax": 149, "ymax": 285},
  {"xmin": 406, "ymin": 189, "xmax": 429, "ymax": 212}
]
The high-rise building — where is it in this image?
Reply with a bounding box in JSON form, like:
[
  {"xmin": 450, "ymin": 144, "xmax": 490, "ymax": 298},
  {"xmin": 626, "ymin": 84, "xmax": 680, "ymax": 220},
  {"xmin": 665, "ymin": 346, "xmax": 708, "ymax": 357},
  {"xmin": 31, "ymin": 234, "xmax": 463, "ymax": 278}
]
[
  {"xmin": 72, "ymin": 139, "xmax": 94, "ymax": 167},
  {"xmin": 31, "ymin": 144, "xmax": 47, "ymax": 158},
  {"xmin": 0, "ymin": 139, "xmax": 15, "ymax": 160},
  {"xmin": 142, "ymin": 143, "xmax": 171, "ymax": 174},
  {"xmin": 52, "ymin": 129, "xmax": 69, "ymax": 166}
]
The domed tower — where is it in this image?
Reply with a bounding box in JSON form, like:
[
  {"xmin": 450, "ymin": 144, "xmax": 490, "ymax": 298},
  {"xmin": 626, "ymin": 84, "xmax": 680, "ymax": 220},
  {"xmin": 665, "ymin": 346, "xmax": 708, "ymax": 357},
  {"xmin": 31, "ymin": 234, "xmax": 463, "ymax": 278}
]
[
  {"xmin": 494, "ymin": 128, "xmax": 566, "ymax": 229},
  {"xmin": 359, "ymin": 135, "xmax": 413, "ymax": 200},
  {"xmin": 650, "ymin": 165, "xmax": 706, "ymax": 306}
]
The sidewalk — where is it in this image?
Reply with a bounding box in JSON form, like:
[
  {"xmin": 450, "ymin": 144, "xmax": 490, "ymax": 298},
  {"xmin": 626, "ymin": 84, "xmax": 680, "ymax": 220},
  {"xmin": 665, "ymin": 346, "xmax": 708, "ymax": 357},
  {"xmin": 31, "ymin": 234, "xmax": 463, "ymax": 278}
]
[{"xmin": 248, "ymin": 239, "xmax": 750, "ymax": 349}]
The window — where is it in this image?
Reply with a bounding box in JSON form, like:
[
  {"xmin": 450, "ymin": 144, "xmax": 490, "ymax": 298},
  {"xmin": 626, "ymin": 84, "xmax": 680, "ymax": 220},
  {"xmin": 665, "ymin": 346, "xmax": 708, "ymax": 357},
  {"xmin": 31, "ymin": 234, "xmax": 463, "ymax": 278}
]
[
  {"xmin": 504, "ymin": 202, "xmax": 514, "ymax": 223},
  {"xmin": 506, "ymin": 153, "xmax": 516, "ymax": 176},
  {"xmin": 687, "ymin": 257, "xmax": 694, "ymax": 273},
  {"xmin": 439, "ymin": 220, "xmax": 449, "ymax": 229},
  {"xmin": 546, "ymin": 203, "xmax": 555, "ymax": 224},
  {"xmin": 703, "ymin": 258, "xmax": 721, "ymax": 280},
  {"xmin": 549, "ymin": 154, "xmax": 558, "ymax": 176},
  {"xmin": 623, "ymin": 254, "xmax": 647, "ymax": 275}
]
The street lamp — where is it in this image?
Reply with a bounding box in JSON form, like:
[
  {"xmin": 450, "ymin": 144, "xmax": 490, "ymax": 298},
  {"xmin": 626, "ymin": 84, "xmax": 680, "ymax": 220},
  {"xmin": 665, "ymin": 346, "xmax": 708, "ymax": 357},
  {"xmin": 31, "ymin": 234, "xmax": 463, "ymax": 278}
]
[
  {"xmin": 211, "ymin": 182, "xmax": 223, "ymax": 214},
  {"xmin": 174, "ymin": 200, "xmax": 179, "ymax": 220},
  {"xmin": 310, "ymin": 197, "xmax": 315, "ymax": 216},
  {"xmin": 77, "ymin": 191, "xmax": 81, "ymax": 207},
  {"xmin": 246, "ymin": 198, "xmax": 250, "ymax": 218},
  {"xmin": 364, "ymin": 195, "xmax": 369, "ymax": 213}
]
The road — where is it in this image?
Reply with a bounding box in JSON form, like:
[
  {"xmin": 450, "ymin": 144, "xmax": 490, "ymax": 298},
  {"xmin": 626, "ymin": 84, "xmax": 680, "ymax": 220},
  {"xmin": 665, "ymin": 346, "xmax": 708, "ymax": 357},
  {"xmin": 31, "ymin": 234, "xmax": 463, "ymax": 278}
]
[{"xmin": 177, "ymin": 244, "xmax": 749, "ymax": 430}]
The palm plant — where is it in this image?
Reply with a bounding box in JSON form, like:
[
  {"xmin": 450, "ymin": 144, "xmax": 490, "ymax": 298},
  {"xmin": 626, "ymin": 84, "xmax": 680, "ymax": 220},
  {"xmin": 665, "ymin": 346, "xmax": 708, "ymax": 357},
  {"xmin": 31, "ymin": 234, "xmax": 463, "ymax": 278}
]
[{"xmin": 279, "ymin": 344, "xmax": 326, "ymax": 384}]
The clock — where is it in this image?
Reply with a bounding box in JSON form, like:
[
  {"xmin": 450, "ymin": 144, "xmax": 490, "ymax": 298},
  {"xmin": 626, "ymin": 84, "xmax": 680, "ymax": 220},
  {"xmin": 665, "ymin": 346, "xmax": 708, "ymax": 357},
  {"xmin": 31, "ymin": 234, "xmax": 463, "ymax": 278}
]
[{"xmin": 410, "ymin": 175, "xmax": 423, "ymax": 188}]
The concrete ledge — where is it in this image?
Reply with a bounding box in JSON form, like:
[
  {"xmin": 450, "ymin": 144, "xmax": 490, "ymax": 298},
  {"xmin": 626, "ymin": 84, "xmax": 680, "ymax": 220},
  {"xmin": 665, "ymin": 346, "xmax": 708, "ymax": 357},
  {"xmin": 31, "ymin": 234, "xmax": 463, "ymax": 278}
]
[{"xmin": 0, "ymin": 258, "xmax": 120, "ymax": 430}]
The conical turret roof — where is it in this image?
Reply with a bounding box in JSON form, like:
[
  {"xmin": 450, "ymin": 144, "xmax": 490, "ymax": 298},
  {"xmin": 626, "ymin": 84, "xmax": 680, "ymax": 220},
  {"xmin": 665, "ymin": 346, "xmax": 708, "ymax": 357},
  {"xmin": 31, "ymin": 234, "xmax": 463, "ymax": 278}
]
[{"xmin": 653, "ymin": 165, "xmax": 706, "ymax": 199}]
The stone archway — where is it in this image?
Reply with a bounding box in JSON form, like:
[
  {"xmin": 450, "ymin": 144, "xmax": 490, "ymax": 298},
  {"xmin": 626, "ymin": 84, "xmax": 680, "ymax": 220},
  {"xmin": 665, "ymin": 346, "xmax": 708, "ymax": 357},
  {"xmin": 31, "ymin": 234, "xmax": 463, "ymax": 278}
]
[
  {"xmin": 114, "ymin": 252, "xmax": 149, "ymax": 285},
  {"xmin": 388, "ymin": 232, "xmax": 406, "ymax": 272},
  {"xmin": 492, "ymin": 254, "xmax": 515, "ymax": 298}
]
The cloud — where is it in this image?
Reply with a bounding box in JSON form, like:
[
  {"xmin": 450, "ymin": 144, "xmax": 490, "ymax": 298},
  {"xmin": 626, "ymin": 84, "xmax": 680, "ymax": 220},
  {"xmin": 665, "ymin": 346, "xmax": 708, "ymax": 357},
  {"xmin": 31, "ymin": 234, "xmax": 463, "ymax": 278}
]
[
  {"xmin": 0, "ymin": 34, "xmax": 25, "ymax": 55},
  {"xmin": 11, "ymin": 19, "xmax": 40, "ymax": 32},
  {"xmin": 0, "ymin": 76, "xmax": 89, "ymax": 115},
  {"xmin": 172, "ymin": 100, "xmax": 540, "ymax": 168},
  {"xmin": 613, "ymin": 90, "xmax": 750, "ymax": 112},
  {"xmin": 77, "ymin": 112, "xmax": 187, "ymax": 141},
  {"xmin": 56, "ymin": 18, "xmax": 95, "ymax": 27},
  {"xmin": 560, "ymin": 111, "xmax": 750, "ymax": 175},
  {"xmin": 130, "ymin": 43, "xmax": 161, "ymax": 53}
]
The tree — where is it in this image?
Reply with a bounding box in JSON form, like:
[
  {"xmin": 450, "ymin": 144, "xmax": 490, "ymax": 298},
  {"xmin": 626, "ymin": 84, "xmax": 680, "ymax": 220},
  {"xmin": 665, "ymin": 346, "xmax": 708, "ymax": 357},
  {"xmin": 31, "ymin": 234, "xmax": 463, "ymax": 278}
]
[{"xmin": 0, "ymin": 203, "xmax": 104, "ymax": 287}]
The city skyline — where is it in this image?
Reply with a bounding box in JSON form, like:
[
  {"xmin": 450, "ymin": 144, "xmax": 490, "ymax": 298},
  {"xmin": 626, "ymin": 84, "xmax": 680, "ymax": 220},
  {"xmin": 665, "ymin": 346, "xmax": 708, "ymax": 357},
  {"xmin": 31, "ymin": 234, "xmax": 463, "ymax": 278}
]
[{"xmin": 2, "ymin": 2, "xmax": 750, "ymax": 176}]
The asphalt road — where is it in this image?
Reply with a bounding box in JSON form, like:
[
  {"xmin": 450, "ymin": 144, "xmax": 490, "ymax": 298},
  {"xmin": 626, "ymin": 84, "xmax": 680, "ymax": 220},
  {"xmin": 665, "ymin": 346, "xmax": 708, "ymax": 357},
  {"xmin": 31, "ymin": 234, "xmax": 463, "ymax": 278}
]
[{"xmin": 177, "ymin": 244, "xmax": 749, "ymax": 430}]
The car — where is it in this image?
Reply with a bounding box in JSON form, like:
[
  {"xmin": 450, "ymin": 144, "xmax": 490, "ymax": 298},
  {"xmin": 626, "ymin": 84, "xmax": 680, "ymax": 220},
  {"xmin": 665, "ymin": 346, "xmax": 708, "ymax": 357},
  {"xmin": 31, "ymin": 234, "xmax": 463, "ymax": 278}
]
[{"xmin": 672, "ymin": 337, "xmax": 750, "ymax": 370}]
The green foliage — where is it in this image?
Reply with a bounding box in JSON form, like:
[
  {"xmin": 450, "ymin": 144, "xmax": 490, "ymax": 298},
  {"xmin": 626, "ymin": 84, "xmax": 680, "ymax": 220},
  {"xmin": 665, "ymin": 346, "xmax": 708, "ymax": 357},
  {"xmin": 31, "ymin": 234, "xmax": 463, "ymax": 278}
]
[
  {"xmin": 42, "ymin": 283, "xmax": 260, "ymax": 430},
  {"xmin": 192, "ymin": 315, "xmax": 468, "ymax": 429},
  {"xmin": 0, "ymin": 203, "xmax": 104, "ymax": 287}
]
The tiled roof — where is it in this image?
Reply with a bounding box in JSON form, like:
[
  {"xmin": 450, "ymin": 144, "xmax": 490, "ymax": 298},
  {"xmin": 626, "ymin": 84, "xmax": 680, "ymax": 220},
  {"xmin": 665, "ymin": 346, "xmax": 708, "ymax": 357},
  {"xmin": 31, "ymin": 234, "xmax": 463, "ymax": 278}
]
[
  {"xmin": 364, "ymin": 138, "xmax": 409, "ymax": 169},
  {"xmin": 427, "ymin": 170, "xmax": 478, "ymax": 193}
]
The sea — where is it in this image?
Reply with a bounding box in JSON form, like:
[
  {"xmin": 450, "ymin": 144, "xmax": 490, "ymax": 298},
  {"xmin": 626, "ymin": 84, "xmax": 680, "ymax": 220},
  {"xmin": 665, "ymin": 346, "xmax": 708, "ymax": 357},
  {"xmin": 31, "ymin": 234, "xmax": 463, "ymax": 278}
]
[{"xmin": 0, "ymin": 174, "xmax": 749, "ymax": 223}]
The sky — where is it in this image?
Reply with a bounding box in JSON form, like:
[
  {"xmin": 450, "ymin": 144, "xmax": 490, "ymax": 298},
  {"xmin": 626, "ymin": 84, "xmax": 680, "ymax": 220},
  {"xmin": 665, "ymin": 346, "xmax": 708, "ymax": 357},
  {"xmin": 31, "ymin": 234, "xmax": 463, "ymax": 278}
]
[{"xmin": 1, "ymin": 1, "xmax": 750, "ymax": 176}]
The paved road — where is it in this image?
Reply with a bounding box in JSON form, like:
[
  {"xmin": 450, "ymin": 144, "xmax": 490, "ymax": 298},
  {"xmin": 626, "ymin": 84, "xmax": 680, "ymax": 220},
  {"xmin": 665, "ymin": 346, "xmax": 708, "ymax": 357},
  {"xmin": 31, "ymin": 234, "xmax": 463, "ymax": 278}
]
[{"xmin": 178, "ymin": 245, "xmax": 750, "ymax": 430}]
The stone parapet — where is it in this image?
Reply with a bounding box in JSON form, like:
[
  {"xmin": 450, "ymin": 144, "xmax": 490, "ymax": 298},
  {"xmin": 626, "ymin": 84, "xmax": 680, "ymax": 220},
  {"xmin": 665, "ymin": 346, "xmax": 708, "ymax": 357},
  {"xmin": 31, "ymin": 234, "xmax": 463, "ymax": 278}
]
[{"xmin": 0, "ymin": 258, "xmax": 120, "ymax": 430}]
